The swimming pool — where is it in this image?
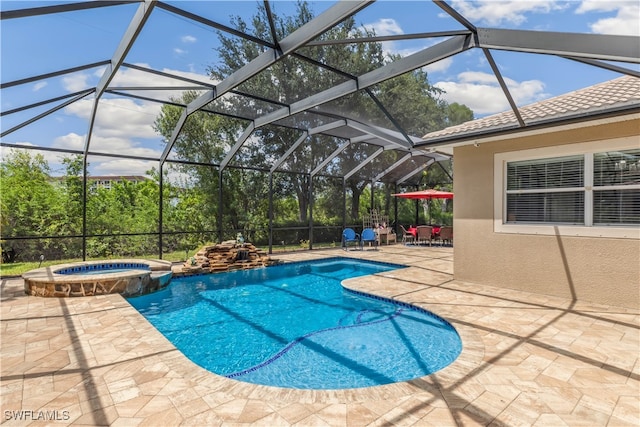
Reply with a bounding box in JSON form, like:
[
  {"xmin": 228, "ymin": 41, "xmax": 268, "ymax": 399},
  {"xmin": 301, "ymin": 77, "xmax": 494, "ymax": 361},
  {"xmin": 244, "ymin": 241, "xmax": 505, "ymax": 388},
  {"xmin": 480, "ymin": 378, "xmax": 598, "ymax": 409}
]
[{"xmin": 127, "ymin": 257, "xmax": 462, "ymax": 389}]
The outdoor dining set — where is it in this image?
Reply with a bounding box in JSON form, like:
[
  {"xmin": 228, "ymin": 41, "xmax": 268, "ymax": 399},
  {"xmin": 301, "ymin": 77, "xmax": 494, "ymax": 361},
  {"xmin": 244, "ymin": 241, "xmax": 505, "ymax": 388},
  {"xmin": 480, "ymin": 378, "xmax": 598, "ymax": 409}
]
[
  {"xmin": 343, "ymin": 188, "xmax": 454, "ymax": 250},
  {"xmin": 400, "ymin": 225, "xmax": 453, "ymax": 246},
  {"xmin": 341, "ymin": 225, "xmax": 453, "ymax": 250}
]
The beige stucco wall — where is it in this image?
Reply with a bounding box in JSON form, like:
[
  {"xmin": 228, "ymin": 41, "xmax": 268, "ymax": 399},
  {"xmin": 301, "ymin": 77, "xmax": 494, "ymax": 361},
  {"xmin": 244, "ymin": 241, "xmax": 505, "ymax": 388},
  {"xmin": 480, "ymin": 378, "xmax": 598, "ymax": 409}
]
[{"xmin": 452, "ymin": 117, "xmax": 640, "ymax": 309}]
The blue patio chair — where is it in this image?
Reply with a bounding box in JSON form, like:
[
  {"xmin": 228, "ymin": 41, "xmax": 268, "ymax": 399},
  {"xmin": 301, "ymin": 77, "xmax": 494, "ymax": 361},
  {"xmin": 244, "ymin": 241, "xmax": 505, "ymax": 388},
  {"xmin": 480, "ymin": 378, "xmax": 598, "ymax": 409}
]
[
  {"xmin": 361, "ymin": 228, "xmax": 378, "ymax": 250},
  {"xmin": 342, "ymin": 228, "xmax": 360, "ymax": 251}
]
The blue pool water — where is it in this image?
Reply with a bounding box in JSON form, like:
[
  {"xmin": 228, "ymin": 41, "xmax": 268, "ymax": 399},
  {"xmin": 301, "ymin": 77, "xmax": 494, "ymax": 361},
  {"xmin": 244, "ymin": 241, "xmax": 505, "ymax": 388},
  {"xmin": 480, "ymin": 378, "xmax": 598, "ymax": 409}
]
[
  {"xmin": 127, "ymin": 258, "xmax": 462, "ymax": 389},
  {"xmin": 56, "ymin": 263, "xmax": 150, "ymax": 275}
]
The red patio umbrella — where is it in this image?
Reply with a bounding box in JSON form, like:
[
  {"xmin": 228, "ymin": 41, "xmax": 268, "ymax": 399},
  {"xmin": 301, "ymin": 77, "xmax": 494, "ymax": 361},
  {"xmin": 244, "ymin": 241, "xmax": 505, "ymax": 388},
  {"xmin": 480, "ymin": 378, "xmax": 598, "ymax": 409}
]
[
  {"xmin": 393, "ymin": 189, "xmax": 454, "ymax": 226},
  {"xmin": 392, "ymin": 189, "xmax": 453, "ymax": 199}
]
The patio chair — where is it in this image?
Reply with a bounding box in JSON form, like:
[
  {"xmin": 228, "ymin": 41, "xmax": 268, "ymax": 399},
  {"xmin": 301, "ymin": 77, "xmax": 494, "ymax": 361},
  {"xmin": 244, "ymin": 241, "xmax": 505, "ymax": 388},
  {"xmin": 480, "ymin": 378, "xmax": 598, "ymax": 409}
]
[
  {"xmin": 361, "ymin": 228, "xmax": 378, "ymax": 250},
  {"xmin": 438, "ymin": 226, "xmax": 453, "ymax": 246},
  {"xmin": 400, "ymin": 225, "xmax": 415, "ymax": 245},
  {"xmin": 342, "ymin": 228, "xmax": 361, "ymax": 251},
  {"xmin": 416, "ymin": 225, "xmax": 433, "ymax": 246}
]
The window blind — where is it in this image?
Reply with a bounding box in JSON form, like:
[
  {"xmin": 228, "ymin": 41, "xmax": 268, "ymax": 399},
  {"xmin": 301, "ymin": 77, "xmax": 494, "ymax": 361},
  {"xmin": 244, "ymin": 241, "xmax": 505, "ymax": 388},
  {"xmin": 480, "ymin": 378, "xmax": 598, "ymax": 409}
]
[
  {"xmin": 505, "ymin": 149, "xmax": 640, "ymax": 227},
  {"xmin": 593, "ymin": 149, "xmax": 640, "ymax": 225},
  {"xmin": 507, "ymin": 156, "xmax": 584, "ymax": 191},
  {"xmin": 506, "ymin": 155, "xmax": 584, "ymax": 224}
]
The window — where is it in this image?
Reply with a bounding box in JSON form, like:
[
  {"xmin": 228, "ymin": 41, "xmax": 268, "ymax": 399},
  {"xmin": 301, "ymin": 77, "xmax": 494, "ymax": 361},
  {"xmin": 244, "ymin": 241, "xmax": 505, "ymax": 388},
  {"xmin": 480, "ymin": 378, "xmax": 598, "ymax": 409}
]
[
  {"xmin": 593, "ymin": 151, "xmax": 640, "ymax": 225},
  {"xmin": 494, "ymin": 138, "xmax": 640, "ymax": 239},
  {"xmin": 506, "ymin": 155, "xmax": 585, "ymax": 224}
]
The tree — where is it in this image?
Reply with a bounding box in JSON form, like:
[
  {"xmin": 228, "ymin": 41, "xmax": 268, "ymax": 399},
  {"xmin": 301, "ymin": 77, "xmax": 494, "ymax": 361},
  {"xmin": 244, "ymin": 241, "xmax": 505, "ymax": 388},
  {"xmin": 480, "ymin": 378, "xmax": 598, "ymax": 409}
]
[
  {"xmin": 60, "ymin": 155, "xmax": 84, "ymax": 235},
  {"xmin": 0, "ymin": 149, "xmax": 65, "ymax": 261},
  {"xmin": 154, "ymin": 1, "xmax": 474, "ymax": 238},
  {"xmin": 445, "ymin": 102, "xmax": 474, "ymax": 126},
  {"xmin": 206, "ymin": 2, "xmax": 391, "ymax": 225}
]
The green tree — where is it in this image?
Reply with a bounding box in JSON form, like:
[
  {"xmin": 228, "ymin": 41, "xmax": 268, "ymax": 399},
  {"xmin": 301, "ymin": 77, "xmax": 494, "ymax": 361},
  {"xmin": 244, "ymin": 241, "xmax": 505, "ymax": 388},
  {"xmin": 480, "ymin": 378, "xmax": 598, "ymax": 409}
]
[
  {"xmin": 85, "ymin": 176, "xmax": 161, "ymax": 257},
  {"xmin": 154, "ymin": 1, "xmax": 473, "ymax": 237},
  {"xmin": 0, "ymin": 149, "xmax": 65, "ymax": 261},
  {"xmin": 445, "ymin": 102, "xmax": 474, "ymax": 126},
  {"xmin": 206, "ymin": 2, "xmax": 390, "ymax": 225},
  {"xmin": 60, "ymin": 155, "xmax": 84, "ymax": 236}
]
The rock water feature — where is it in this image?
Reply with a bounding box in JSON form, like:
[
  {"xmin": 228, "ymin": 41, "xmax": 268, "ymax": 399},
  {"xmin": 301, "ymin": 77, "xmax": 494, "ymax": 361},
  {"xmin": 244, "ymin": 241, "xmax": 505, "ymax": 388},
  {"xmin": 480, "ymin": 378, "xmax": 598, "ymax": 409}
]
[
  {"xmin": 22, "ymin": 243, "xmax": 277, "ymax": 298},
  {"xmin": 178, "ymin": 241, "xmax": 278, "ymax": 276}
]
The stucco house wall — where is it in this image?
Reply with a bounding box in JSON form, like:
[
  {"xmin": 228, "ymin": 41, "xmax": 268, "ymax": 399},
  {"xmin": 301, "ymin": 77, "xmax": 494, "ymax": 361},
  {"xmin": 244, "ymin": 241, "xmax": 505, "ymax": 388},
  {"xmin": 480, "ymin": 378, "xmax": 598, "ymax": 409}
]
[{"xmin": 452, "ymin": 116, "xmax": 639, "ymax": 309}]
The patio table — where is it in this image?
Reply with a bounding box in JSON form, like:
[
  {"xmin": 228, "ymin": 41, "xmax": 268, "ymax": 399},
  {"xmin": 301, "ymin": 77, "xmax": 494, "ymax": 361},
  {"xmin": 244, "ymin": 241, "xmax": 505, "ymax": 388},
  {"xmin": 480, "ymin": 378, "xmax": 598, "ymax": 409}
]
[
  {"xmin": 376, "ymin": 228, "xmax": 396, "ymax": 245},
  {"xmin": 408, "ymin": 226, "xmax": 440, "ymax": 239}
]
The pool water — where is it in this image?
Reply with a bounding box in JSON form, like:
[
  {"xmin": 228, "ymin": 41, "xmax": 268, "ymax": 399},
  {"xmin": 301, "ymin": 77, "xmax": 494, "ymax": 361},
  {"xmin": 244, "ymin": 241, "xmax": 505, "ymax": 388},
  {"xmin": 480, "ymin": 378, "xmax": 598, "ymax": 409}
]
[
  {"xmin": 56, "ymin": 263, "xmax": 151, "ymax": 275},
  {"xmin": 127, "ymin": 258, "xmax": 462, "ymax": 389}
]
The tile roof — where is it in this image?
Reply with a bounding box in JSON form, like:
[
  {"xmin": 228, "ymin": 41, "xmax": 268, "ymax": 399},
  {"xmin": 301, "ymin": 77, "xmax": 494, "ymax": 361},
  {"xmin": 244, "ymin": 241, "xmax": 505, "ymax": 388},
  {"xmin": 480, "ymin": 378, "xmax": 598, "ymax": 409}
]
[{"xmin": 422, "ymin": 75, "xmax": 640, "ymax": 142}]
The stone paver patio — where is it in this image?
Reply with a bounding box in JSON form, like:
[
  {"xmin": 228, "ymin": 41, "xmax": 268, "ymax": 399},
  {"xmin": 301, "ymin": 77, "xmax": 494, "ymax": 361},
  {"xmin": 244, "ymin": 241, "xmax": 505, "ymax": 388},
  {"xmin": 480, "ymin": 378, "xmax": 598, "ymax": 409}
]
[{"xmin": 1, "ymin": 245, "xmax": 638, "ymax": 426}]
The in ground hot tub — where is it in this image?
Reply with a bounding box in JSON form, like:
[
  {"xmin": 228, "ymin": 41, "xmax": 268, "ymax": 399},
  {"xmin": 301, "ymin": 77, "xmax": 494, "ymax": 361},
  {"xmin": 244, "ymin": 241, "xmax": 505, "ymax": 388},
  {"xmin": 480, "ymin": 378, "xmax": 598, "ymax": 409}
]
[{"xmin": 22, "ymin": 259, "xmax": 173, "ymax": 297}]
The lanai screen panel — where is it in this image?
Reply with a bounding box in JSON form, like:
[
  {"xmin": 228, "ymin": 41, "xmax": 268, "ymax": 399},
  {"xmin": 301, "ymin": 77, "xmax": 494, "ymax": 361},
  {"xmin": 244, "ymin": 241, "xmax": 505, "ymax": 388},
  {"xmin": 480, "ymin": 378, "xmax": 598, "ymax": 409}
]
[
  {"xmin": 106, "ymin": 64, "xmax": 215, "ymax": 108},
  {"xmin": 1, "ymin": 2, "xmax": 136, "ymax": 81},
  {"xmin": 330, "ymin": 143, "xmax": 383, "ymax": 178},
  {"xmin": 346, "ymin": 148, "xmax": 406, "ymax": 183},
  {"xmin": 200, "ymin": 91, "xmax": 284, "ymax": 122},
  {"xmin": 3, "ymin": 0, "xmax": 638, "ymax": 189},
  {"xmin": 233, "ymin": 54, "xmax": 355, "ymax": 107},
  {"xmin": 270, "ymin": 110, "xmax": 343, "ymax": 133},
  {"xmin": 315, "ymin": 90, "xmax": 398, "ymax": 132},
  {"xmin": 278, "ymin": 133, "xmax": 344, "ymax": 175},
  {"xmin": 163, "ymin": 112, "xmax": 246, "ymax": 164},
  {"xmin": 225, "ymin": 124, "xmax": 297, "ymax": 171},
  {"xmin": 381, "ymin": 154, "xmax": 433, "ymax": 185}
]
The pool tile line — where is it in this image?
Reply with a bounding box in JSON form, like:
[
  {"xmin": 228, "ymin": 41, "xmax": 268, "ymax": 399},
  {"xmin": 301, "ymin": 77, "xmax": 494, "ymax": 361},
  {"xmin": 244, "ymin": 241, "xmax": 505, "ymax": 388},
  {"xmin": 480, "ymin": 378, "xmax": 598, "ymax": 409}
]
[
  {"xmin": 225, "ymin": 309, "xmax": 405, "ymax": 380},
  {"xmin": 266, "ymin": 256, "xmax": 406, "ymax": 271},
  {"xmin": 343, "ymin": 287, "xmax": 457, "ymax": 330},
  {"xmin": 57, "ymin": 263, "xmax": 151, "ymax": 275}
]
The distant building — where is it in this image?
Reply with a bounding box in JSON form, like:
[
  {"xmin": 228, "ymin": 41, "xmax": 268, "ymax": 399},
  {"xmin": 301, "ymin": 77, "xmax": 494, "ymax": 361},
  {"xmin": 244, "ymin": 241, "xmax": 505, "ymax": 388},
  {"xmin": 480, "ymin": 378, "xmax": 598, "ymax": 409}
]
[
  {"xmin": 88, "ymin": 176, "xmax": 148, "ymax": 191},
  {"xmin": 50, "ymin": 175, "xmax": 149, "ymax": 191}
]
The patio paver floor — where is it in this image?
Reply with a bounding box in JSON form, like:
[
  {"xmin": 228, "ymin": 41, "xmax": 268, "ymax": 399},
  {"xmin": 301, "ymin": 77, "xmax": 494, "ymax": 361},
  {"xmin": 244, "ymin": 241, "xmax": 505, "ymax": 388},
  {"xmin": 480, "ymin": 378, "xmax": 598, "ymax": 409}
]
[{"xmin": 1, "ymin": 246, "xmax": 638, "ymax": 426}]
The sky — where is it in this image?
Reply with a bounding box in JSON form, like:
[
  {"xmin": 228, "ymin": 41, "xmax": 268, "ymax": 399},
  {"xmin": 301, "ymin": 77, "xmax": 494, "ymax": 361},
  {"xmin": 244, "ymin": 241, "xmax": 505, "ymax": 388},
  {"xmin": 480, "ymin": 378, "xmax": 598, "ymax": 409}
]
[{"xmin": 1, "ymin": 0, "xmax": 639, "ymax": 177}]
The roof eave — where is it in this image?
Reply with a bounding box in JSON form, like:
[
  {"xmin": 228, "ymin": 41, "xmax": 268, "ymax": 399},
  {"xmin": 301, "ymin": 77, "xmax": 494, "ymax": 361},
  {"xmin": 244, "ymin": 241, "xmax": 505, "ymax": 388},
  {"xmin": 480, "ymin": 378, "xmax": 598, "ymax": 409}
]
[{"xmin": 416, "ymin": 105, "xmax": 640, "ymax": 149}]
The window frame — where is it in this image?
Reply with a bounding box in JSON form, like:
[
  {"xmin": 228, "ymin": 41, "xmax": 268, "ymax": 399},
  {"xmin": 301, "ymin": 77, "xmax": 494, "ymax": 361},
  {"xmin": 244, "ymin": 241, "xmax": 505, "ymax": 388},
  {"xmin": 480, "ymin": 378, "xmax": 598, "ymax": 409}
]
[{"xmin": 494, "ymin": 136, "xmax": 640, "ymax": 239}]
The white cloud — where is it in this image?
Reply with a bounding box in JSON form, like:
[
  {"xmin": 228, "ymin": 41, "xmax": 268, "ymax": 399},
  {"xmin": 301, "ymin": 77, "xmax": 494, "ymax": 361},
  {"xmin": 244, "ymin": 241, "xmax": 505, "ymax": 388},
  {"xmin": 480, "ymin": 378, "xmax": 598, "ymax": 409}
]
[
  {"xmin": 91, "ymin": 158, "xmax": 156, "ymax": 176},
  {"xmin": 181, "ymin": 35, "xmax": 197, "ymax": 43},
  {"xmin": 60, "ymin": 64, "xmax": 213, "ymax": 97},
  {"xmin": 366, "ymin": 18, "xmax": 404, "ymax": 36},
  {"xmin": 174, "ymin": 48, "xmax": 187, "ymax": 55},
  {"xmin": 53, "ymin": 133, "xmax": 151, "ymax": 155},
  {"xmin": 62, "ymin": 72, "xmax": 92, "ymax": 91},
  {"xmin": 63, "ymin": 98, "xmax": 161, "ymax": 140},
  {"xmin": 449, "ymin": 0, "xmax": 565, "ymax": 26},
  {"xmin": 108, "ymin": 64, "xmax": 214, "ymax": 96},
  {"xmin": 360, "ymin": 18, "xmax": 405, "ymax": 59},
  {"xmin": 434, "ymin": 71, "xmax": 548, "ymax": 116},
  {"xmin": 52, "ymin": 132, "xmax": 85, "ymax": 151},
  {"xmin": 55, "ymin": 65, "xmax": 215, "ymax": 175},
  {"xmin": 361, "ymin": 17, "xmax": 456, "ymax": 70},
  {"xmin": 424, "ymin": 57, "xmax": 454, "ymax": 74},
  {"xmin": 61, "ymin": 65, "xmax": 214, "ymax": 143},
  {"xmin": 12, "ymin": 65, "xmax": 214, "ymax": 176},
  {"xmin": 576, "ymin": 0, "xmax": 640, "ymax": 35},
  {"xmin": 33, "ymin": 82, "xmax": 47, "ymax": 91}
]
